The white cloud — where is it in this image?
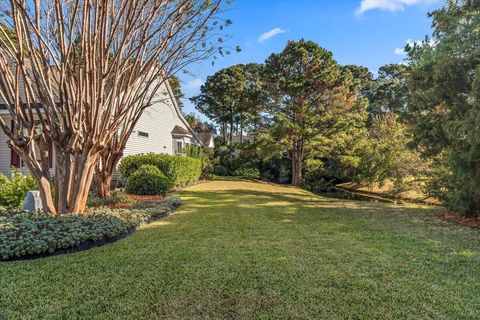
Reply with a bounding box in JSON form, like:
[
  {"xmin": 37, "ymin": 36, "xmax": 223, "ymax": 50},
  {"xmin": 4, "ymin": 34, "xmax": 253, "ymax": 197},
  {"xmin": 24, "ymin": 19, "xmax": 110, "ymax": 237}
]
[
  {"xmin": 185, "ymin": 78, "xmax": 204, "ymax": 89},
  {"xmin": 356, "ymin": 0, "xmax": 439, "ymax": 15},
  {"xmin": 258, "ymin": 28, "xmax": 286, "ymax": 43},
  {"xmin": 394, "ymin": 47, "xmax": 406, "ymax": 55}
]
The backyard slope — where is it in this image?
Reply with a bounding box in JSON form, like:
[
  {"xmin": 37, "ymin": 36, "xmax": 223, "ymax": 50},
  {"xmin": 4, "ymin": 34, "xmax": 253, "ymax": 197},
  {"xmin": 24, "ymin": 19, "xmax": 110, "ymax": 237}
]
[{"xmin": 0, "ymin": 180, "xmax": 479, "ymax": 319}]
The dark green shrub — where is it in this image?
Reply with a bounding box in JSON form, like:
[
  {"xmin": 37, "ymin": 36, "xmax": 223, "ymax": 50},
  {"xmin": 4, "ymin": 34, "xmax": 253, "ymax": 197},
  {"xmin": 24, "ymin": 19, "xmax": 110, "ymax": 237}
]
[
  {"xmin": 119, "ymin": 153, "xmax": 202, "ymax": 189},
  {"xmin": 213, "ymin": 164, "xmax": 229, "ymax": 176},
  {"xmin": 125, "ymin": 165, "xmax": 169, "ymax": 195},
  {"xmin": 233, "ymin": 167, "xmax": 260, "ymax": 179},
  {"xmin": 0, "ymin": 170, "xmax": 37, "ymax": 209},
  {"xmin": 0, "ymin": 197, "xmax": 181, "ymax": 260}
]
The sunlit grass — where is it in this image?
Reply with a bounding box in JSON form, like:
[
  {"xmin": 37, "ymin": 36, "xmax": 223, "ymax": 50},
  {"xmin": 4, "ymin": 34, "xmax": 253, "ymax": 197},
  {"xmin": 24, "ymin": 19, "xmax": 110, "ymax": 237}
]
[{"xmin": 0, "ymin": 179, "xmax": 479, "ymax": 319}]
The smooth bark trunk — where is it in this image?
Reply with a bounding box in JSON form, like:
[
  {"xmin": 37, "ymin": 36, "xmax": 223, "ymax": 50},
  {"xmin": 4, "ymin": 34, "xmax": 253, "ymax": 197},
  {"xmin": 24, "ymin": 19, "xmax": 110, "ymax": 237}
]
[
  {"xmin": 51, "ymin": 148, "xmax": 99, "ymax": 214},
  {"xmin": 97, "ymin": 174, "xmax": 112, "ymax": 198},
  {"xmin": 96, "ymin": 152, "xmax": 122, "ymax": 198}
]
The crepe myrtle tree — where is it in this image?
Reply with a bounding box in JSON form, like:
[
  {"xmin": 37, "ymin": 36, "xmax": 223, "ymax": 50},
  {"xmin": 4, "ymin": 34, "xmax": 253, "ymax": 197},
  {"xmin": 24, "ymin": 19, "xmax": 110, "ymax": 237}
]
[{"xmin": 0, "ymin": 0, "xmax": 232, "ymax": 215}]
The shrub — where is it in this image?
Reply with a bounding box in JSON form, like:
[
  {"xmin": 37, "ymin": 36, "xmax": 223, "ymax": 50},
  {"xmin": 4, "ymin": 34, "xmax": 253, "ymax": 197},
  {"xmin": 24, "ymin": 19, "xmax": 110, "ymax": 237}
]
[
  {"xmin": 87, "ymin": 192, "xmax": 134, "ymax": 208},
  {"xmin": 126, "ymin": 165, "xmax": 170, "ymax": 195},
  {"xmin": 0, "ymin": 170, "xmax": 37, "ymax": 209},
  {"xmin": 213, "ymin": 164, "xmax": 229, "ymax": 176},
  {"xmin": 119, "ymin": 153, "xmax": 202, "ymax": 189},
  {"xmin": 233, "ymin": 167, "xmax": 260, "ymax": 179},
  {"xmin": 0, "ymin": 197, "xmax": 181, "ymax": 260}
]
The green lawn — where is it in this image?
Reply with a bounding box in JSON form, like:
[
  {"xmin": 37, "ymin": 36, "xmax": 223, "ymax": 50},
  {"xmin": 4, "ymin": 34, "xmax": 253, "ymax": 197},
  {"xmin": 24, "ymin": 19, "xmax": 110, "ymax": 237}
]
[{"xmin": 1, "ymin": 180, "xmax": 479, "ymax": 319}]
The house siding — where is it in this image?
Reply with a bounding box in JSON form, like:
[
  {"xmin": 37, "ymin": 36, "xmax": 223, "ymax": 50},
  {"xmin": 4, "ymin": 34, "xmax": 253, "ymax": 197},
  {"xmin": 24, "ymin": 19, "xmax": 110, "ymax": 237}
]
[
  {"xmin": 123, "ymin": 81, "xmax": 197, "ymax": 157},
  {"xmin": 0, "ymin": 122, "xmax": 10, "ymax": 175},
  {"xmin": 0, "ymin": 80, "xmax": 200, "ymax": 176}
]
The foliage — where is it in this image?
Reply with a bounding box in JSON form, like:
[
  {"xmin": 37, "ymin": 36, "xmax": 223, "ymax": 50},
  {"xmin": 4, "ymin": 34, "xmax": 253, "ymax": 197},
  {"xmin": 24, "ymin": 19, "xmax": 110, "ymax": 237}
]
[
  {"xmin": 264, "ymin": 39, "xmax": 368, "ymax": 185},
  {"xmin": 126, "ymin": 165, "xmax": 170, "ymax": 195},
  {"xmin": 354, "ymin": 114, "xmax": 427, "ymax": 196},
  {"xmin": 119, "ymin": 153, "xmax": 202, "ymax": 189},
  {"xmin": 213, "ymin": 164, "xmax": 229, "ymax": 176},
  {"xmin": 87, "ymin": 192, "xmax": 134, "ymax": 208},
  {"xmin": 184, "ymin": 112, "xmax": 216, "ymax": 133},
  {"xmin": 169, "ymin": 76, "xmax": 185, "ymax": 110},
  {"xmin": 365, "ymin": 64, "xmax": 410, "ymax": 122},
  {"xmin": 0, "ymin": 197, "xmax": 181, "ymax": 260},
  {"xmin": 0, "ymin": 0, "xmax": 231, "ymax": 215},
  {"xmin": 0, "ymin": 170, "xmax": 37, "ymax": 208},
  {"xmin": 233, "ymin": 167, "xmax": 260, "ymax": 179},
  {"xmin": 405, "ymin": 1, "xmax": 480, "ymax": 217},
  {"xmin": 191, "ymin": 63, "xmax": 266, "ymax": 144}
]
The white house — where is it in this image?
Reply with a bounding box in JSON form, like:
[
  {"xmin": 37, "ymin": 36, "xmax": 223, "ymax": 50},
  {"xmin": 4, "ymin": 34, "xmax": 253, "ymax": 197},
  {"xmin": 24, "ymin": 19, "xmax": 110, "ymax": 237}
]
[
  {"xmin": 196, "ymin": 132, "xmax": 215, "ymax": 149},
  {"xmin": 0, "ymin": 79, "xmax": 202, "ymax": 176}
]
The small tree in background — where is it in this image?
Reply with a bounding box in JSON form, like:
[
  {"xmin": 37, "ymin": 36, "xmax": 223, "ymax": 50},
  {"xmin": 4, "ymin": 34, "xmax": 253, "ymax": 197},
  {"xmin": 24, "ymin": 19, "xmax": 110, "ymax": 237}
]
[{"xmin": 191, "ymin": 63, "xmax": 265, "ymax": 145}]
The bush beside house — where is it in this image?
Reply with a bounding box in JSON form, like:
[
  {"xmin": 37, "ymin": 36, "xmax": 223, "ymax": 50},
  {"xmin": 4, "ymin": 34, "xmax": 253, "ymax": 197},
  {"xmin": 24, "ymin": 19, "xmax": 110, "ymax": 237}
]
[
  {"xmin": 119, "ymin": 154, "xmax": 202, "ymax": 192},
  {"xmin": 0, "ymin": 170, "xmax": 37, "ymax": 209}
]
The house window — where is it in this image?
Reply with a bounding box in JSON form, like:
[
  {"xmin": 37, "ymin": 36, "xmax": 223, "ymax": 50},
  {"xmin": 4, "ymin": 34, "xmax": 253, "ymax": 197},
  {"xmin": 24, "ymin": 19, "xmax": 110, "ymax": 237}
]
[
  {"xmin": 176, "ymin": 141, "xmax": 183, "ymax": 154},
  {"xmin": 138, "ymin": 131, "xmax": 149, "ymax": 138}
]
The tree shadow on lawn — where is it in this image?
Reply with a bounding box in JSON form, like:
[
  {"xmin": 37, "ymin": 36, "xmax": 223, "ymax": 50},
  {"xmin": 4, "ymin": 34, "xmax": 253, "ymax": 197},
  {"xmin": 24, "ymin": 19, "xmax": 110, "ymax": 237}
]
[
  {"xmin": 0, "ymin": 185, "xmax": 479, "ymax": 319},
  {"xmin": 179, "ymin": 188, "xmax": 439, "ymax": 219}
]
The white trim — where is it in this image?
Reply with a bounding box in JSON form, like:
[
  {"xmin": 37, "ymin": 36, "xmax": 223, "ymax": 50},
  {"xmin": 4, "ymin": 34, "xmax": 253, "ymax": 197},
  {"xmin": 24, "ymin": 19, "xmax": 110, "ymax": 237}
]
[{"xmin": 163, "ymin": 80, "xmax": 204, "ymax": 147}]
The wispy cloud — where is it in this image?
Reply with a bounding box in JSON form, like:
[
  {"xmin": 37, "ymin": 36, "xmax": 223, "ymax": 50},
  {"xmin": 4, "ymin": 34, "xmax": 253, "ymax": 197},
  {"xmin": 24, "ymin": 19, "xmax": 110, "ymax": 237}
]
[
  {"xmin": 356, "ymin": 0, "xmax": 439, "ymax": 15},
  {"xmin": 258, "ymin": 28, "xmax": 286, "ymax": 43},
  {"xmin": 394, "ymin": 47, "xmax": 406, "ymax": 55},
  {"xmin": 185, "ymin": 78, "xmax": 204, "ymax": 89}
]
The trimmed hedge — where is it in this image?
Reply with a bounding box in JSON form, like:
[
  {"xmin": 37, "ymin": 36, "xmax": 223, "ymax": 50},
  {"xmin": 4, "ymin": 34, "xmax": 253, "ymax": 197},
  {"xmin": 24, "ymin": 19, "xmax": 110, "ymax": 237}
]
[
  {"xmin": 126, "ymin": 165, "xmax": 170, "ymax": 195},
  {"xmin": 0, "ymin": 197, "xmax": 181, "ymax": 260},
  {"xmin": 119, "ymin": 153, "xmax": 202, "ymax": 189}
]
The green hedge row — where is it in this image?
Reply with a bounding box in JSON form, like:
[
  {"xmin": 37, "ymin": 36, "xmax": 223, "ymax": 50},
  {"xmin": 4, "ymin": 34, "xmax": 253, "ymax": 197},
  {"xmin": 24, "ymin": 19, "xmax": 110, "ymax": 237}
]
[
  {"xmin": 119, "ymin": 153, "xmax": 202, "ymax": 189},
  {"xmin": 0, "ymin": 197, "xmax": 181, "ymax": 260}
]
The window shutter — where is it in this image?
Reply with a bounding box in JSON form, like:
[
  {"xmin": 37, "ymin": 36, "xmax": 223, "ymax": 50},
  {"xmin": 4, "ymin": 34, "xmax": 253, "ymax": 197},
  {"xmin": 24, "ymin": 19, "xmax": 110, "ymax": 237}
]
[
  {"xmin": 10, "ymin": 120, "xmax": 21, "ymax": 168},
  {"xmin": 48, "ymin": 139, "xmax": 53, "ymax": 169}
]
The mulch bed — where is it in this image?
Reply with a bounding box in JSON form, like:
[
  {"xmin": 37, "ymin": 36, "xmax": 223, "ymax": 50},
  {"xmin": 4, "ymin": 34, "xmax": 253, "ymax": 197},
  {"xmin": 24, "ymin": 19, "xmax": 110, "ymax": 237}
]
[
  {"xmin": 435, "ymin": 211, "xmax": 480, "ymax": 229},
  {"xmin": 102, "ymin": 194, "xmax": 166, "ymax": 209}
]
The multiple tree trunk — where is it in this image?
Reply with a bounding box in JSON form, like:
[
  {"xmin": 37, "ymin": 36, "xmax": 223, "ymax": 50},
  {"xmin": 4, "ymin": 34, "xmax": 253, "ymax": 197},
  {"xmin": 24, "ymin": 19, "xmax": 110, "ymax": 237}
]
[{"xmin": 0, "ymin": 0, "xmax": 226, "ymax": 214}]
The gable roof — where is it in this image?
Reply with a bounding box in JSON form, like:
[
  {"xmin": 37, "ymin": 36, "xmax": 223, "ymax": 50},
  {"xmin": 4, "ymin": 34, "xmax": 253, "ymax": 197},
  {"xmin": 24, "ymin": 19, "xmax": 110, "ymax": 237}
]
[
  {"xmin": 196, "ymin": 132, "xmax": 213, "ymax": 146},
  {"xmin": 171, "ymin": 125, "xmax": 190, "ymax": 135}
]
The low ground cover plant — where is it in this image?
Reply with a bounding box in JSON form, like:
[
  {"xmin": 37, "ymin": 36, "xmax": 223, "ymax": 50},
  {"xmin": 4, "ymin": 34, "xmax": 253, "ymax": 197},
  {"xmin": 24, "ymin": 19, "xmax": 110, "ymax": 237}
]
[
  {"xmin": 0, "ymin": 197, "xmax": 181, "ymax": 260},
  {"xmin": 119, "ymin": 153, "xmax": 202, "ymax": 189}
]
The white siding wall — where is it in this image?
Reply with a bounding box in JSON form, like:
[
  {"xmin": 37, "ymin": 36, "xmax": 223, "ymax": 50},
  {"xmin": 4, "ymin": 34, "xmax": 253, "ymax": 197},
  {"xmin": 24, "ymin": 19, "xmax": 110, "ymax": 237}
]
[
  {"xmin": 0, "ymin": 80, "xmax": 197, "ymax": 176},
  {"xmin": 0, "ymin": 121, "xmax": 11, "ymax": 175},
  {"xmin": 123, "ymin": 81, "xmax": 195, "ymax": 157}
]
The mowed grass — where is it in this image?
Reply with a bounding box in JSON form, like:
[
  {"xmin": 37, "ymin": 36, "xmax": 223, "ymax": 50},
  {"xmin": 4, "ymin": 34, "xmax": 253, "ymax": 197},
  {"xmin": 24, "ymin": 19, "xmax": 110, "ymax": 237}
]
[{"xmin": 1, "ymin": 180, "xmax": 479, "ymax": 319}]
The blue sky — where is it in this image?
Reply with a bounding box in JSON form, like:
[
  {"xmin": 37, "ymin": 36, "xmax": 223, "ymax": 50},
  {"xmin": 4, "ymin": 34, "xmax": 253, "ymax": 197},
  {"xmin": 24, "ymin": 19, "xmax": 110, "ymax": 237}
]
[{"xmin": 179, "ymin": 0, "xmax": 442, "ymax": 117}]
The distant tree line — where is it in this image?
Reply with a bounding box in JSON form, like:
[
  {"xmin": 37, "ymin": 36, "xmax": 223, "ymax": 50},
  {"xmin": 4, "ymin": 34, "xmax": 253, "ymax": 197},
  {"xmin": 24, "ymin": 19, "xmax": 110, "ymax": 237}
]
[{"xmin": 191, "ymin": 1, "xmax": 480, "ymax": 218}]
